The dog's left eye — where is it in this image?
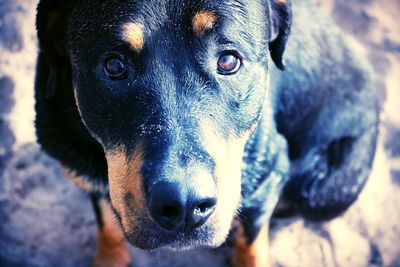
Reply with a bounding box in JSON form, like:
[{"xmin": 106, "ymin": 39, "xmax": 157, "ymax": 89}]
[
  {"xmin": 104, "ymin": 57, "xmax": 127, "ymax": 80},
  {"xmin": 217, "ymin": 52, "xmax": 241, "ymax": 75}
]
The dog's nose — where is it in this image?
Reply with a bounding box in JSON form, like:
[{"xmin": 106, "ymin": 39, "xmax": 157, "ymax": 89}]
[{"xmin": 148, "ymin": 180, "xmax": 217, "ymax": 231}]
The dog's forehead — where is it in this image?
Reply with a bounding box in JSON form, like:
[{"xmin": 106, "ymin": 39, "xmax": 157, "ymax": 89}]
[
  {"xmin": 118, "ymin": 9, "xmax": 219, "ymax": 51},
  {"xmin": 72, "ymin": 0, "xmax": 222, "ymax": 29},
  {"xmin": 69, "ymin": 0, "xmax": 265, "ymax": 49}
]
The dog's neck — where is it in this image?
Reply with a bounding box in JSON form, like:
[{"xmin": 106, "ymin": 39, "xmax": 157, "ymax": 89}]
[{"xmin": 241, "ymin": 104, "xmax": 289, "ymax": 213}]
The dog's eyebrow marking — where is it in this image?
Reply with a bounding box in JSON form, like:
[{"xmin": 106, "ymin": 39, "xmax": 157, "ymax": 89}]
[
  {"xmin": 192, "ymin": 11, "xmax": 218, "ymax": 37},
  {"xmin": 121, "ymin": 22, "xmax": 145, "ymax": 51}
]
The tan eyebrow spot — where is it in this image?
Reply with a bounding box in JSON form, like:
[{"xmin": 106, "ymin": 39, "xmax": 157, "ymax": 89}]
[
  {"xmin": 192, "ymin": 11, "xmax": 218, "ymax": 37},
  {"xmin": 121, "ymin": 22, "xmax": 144, "ymax": 51}
]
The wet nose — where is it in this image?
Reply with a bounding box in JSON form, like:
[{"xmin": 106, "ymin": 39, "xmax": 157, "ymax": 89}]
[{"xmin": 148, "ymin": 180, "xmax": 217, "ymax": 232}]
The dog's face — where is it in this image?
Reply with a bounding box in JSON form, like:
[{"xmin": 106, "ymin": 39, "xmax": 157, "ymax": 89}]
[{"xmin": 37, "ymin": 0, "xmax": 290, "ymax": 250}]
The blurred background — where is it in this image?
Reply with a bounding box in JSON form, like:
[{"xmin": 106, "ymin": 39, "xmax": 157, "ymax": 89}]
[{"xmin": 0, "ymin": 0, "xmax": 399, "ymax": 266}]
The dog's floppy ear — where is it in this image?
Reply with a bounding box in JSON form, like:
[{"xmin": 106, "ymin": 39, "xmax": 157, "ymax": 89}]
[
  {"xmin": 268, "ymin": 0, "xmax": 292, "ymax": 70},
  {"xmin": 36, "ymin": 0, "xmax": 76, "ymax": 97}
]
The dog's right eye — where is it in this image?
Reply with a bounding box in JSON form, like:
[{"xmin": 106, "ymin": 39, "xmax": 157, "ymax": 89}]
[
  {"xmin": 104, "ymin": 58, "xmax": 127, "ymax": 80},
  {"xmin": 217, "ymin": 52, "xmax": 241, "ymax": 75}
]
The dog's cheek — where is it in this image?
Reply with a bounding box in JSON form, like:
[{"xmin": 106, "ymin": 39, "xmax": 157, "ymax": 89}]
[
  {"xmin": 200, "ymin": 122, "xmax": 249, "ymax": 243},
  {"xmin": 72, "ymin": 86, "xmax": 105, "ymax": 146},
  {"xmin": 213, "ymin": 140, "xmax": 245, "ymax": 245},
  {"xmin": 105, "ymin": 148, "xmax": 146, "ymax": 232}
]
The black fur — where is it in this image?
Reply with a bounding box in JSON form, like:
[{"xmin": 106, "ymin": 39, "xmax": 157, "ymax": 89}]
[
  {"xmin": 35, "ymin": 0, "xmax": 379, "ymax": 251},
  {"xmin": 271, "ymin": 1, "xmax": 379, "ymax": 221}
]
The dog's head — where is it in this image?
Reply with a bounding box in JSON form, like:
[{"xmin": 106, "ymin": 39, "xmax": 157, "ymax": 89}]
[{"xmin": 36, "ymin": 0, "xmax": 291, "ymax": 250}]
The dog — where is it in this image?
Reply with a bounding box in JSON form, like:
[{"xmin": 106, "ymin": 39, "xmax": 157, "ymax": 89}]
[{"xmin": 34, "ymin": 0, "xmax": 379, "ymax": 266}]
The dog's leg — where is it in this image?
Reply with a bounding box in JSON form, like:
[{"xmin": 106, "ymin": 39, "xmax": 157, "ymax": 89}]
[
  {"xmin": 283, "ymin": 126, "xmax": 378, "ymax": 221},
  {"xmin": 91, "ymin": 196, "xmax": 132, "ymax": 267},
  {"xmin": 233, "ymin": 222, "xmax": 270, "ymax": 267},
  {"xmin": 233, "ymin": 119, "xmax": 289, "ymax": 267}
]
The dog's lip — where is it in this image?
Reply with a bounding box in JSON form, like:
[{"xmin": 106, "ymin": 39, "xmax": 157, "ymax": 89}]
[
  {"xmin": 153, "ymin": 217, "xmax": 212, "ymax": 236},
  {"xmin": 156, "ymin": 233, "xmax": 202, "ymax": 250},
  {"xmin": 160, "ymin": 240, "xmax": 207, "ymax": 251},
  {"xmin": 125, "ymin": 219, "xmax": 221, "ymax": 250},
  {"xmin": 126, "ymin": 231, "xmax": 211, "ymax": 251}
]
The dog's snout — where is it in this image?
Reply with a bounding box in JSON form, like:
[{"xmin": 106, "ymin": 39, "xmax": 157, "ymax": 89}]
[{"xmin": 148, "ymin": 179, "xmax": 217, "ymax": 232}]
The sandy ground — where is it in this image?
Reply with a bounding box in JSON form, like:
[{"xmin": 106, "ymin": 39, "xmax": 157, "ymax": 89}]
[{"xmin": 0, "ymin": 0, "xmax": 399, "ymax": 266}]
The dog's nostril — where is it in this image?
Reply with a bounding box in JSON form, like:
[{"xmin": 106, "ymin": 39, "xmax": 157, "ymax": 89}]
[
  {"xmin": 191, "ymin": 198, "xmax": 217, "ymax": 227},
  {"xmin": 161, "ymin": 205, "xmax": 180, "ymax": 218},
  {"xmin": 148, "ymin": 180, "xmax": 216, "ymax": 231},
  {"xmin": 148, "ymin": 181, "xmax": 186, "ymax": 231},
  {"xmin": 195, "ymin": 199, "xmax": 216, "ymax": 214}
]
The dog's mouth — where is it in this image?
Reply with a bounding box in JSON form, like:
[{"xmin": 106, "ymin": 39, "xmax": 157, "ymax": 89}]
[
  {"xmin": 118, "ymin": 201, "xmax": 239, "ymax": 251},
  {"xmin": 108, "ymin": 178, "xmax": 240, "ymax": 251}
]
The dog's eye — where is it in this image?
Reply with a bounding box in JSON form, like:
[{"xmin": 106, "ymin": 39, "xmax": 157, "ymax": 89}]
[
  {"xmin": 104, "ymin": 58, "xmax": 127, "ymax": 80},
  {"xmin": 217, "ymin": 52, "xmax": 241, "ymax": 75}
]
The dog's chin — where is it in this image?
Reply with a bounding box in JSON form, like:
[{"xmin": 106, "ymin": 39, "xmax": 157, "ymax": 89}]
[
  {"xmin": 123, "ymin": 215, "xmax": 233, "ymax": 251},
  {"xmin": 155, "ymin": 233, "xmax": 228, "ymax": 252}
]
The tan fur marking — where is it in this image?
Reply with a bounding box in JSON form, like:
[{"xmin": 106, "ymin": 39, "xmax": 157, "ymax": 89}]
[
  {"xmin": 106, "ymin": 147, "xmax": 145, "ymax": 229},
  {"xmin": 62, "ymin": 167, "xmax": 94, "ymax": 192},
  {"xmin": 192, "ymin": 11, "xmax": 218, "ymax": 37},
  {"xmin": 126, "ymin": 150, "xmax": 146, "ymax": 212},
  {"xmin": 92, "ymin": 200, "xmax": 132, "ymax": 267},
  {"xmin": 215, "ymin": 135, "xmax": 247, "ymax": 213},
  {"xmin": 121, "ymin": 23, "xmax": 144, "ymax": 51},
  {"xmin": 199, "ymin": 121, "xmax": 250, "ymax": 236},
  {"xmin": 233, "ymin": 224, "xmax": 271, "ymax": 267},
  {"xmin": 276, "ymin": 0, "xmax": 286, "ymax": 5},
  {"xmin": 198, "ymin": 119, "xmax": 259, "ymax": 245},
  {"xmin": 200, "ymin": 121, "xmax": 254, "ymax": 195}
]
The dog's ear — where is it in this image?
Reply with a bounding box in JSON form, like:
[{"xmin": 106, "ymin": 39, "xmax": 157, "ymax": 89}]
[
  {"xmin": 36, "ymin": 0, "xmax": 76, "ymax": 97},
  {"xmin": 268, "ymin": 0, "xmax": 292, "ymax": 70}
]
